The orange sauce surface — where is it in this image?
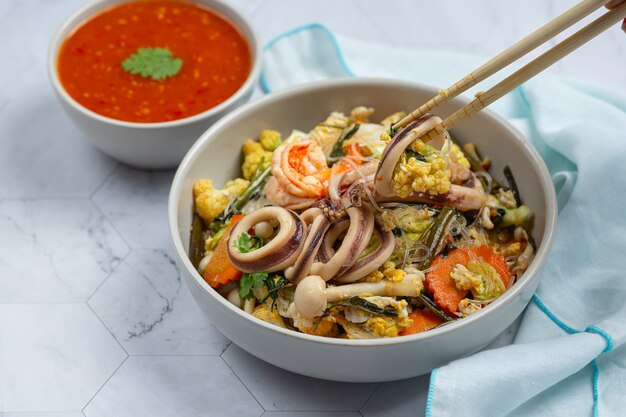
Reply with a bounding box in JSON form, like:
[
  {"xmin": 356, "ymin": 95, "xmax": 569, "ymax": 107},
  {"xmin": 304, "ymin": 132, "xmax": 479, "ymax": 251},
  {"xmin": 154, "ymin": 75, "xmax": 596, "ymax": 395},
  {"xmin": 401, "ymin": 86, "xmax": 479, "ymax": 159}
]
[{"xmin": 58, "ymin": 0, "xmax": 251, "ymax": 123}]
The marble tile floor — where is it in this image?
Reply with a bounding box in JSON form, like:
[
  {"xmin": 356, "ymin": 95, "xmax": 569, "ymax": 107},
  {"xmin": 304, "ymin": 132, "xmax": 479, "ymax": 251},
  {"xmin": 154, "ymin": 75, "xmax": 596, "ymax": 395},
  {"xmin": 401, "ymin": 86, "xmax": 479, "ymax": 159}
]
[{"xmin": 1, "ymin": 0, "xmax": 623, "ymax": 415}]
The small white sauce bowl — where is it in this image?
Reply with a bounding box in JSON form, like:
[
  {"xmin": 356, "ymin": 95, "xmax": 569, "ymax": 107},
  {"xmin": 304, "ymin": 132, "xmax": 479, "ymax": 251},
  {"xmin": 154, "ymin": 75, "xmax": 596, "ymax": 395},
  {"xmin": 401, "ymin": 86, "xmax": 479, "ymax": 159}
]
[
  {"xmin": 48, "ymin": 0, "xmax": 262, "ymax": 169},
  {"xmin": 169, "ymin": 78, "xmax": 558, "ymax": 382}
]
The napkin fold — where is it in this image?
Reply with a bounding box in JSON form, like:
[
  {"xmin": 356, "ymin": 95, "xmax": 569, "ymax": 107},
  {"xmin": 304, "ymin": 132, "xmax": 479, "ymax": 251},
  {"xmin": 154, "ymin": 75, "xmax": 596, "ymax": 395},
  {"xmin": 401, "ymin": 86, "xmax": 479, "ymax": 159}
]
[{"xmin": 262, "ymin": 24, "xmax": 626, "ymax": 417}]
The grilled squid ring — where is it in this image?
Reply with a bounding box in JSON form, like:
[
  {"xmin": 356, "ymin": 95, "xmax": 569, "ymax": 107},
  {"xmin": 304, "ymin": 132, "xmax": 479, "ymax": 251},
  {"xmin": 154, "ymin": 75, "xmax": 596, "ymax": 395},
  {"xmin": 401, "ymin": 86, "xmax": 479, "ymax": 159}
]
[
  {"xmin": 285, "ymin": 208, "xmax": 331, "ymax": 284},
  {"xmin": 310, "ymin": 203, "xmax": 374, "ymax": 281},
  {"xmin": 335, "ymin": 219, "xmax": 395, "ymax": 283},
  {"xmin": 227, "ymin": 206, "xmax": 305, "ymax": 273},
  {"xmin": 374, "ymin": 114, "xmax": 443, "ymax": 197}
]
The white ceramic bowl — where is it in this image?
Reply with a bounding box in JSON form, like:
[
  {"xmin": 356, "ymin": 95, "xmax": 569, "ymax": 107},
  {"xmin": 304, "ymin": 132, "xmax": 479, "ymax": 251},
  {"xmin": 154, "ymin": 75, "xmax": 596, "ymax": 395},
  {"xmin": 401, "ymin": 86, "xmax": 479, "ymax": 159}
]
[
  {"xmin": 48, "ymin": 0, "xmax": 262, "ymax": 169},
  {"xmin": 169, "ymin": 78, "xmax": 557, "ymax": 382}
]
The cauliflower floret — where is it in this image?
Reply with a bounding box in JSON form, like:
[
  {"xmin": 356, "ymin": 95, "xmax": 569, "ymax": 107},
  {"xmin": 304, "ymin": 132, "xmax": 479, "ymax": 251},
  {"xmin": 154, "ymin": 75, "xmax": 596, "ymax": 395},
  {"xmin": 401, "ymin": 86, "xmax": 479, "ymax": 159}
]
[
  {"xmin": 350, "ymin": 106, "xmax": 374, "ymax": 123},
  {"xmin": 450, "ymin": 143, "xmax": 471, "ymax": 168},
  {"xmin": 242, "ymin": 140, "xmax": 272, "ymax": 180},
  {"xmin": 450, "ymin": 260, "xmax": 506, "ymax": 301},
  {"xmin": 258, "ymin": 129, "xmax": 282, "ymax": 151},
  {"xmin": 392, "ymin": 154, "xmax": 451, "ymax": 197},
  {"xmin": 193, "ymin": 178, "xmax": 249, "ymax": 223},
  {"xmin": 223, "ymin": 178, "xmax": 249, "ymax": 195}
]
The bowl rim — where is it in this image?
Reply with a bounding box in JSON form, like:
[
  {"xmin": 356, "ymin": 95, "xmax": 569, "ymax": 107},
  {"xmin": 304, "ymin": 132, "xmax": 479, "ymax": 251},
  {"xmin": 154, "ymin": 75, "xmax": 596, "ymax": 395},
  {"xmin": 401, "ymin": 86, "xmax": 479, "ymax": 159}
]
[
  {"xmin": 168, "ymin": 77, "xmax": 558, "ymax": 346},
  {"xmin": 47, "ymin": 0, "xmax": 262, "ymax": 129}
]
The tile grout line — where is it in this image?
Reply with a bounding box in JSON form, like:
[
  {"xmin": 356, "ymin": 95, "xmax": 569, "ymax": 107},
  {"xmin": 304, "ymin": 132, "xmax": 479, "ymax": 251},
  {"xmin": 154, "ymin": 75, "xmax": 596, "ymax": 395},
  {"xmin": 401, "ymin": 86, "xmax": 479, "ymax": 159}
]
[
  {"xmin": 219, "ymin": 352, "xmax": 266, "ymax": 413},
  {"xmin": 81, "ymin": 355, "xmax": 129, "ymax": 414},
  {"xmin": 85, "ymin": 301, "xmax": 130, "ymax": 357},
  {"xmin": 358, "ymin": 382, "xmax": 382, "ymax": 412},
  {"xmin": 88, "ymin": 162, "xmax": 120, "ymax": 200}
]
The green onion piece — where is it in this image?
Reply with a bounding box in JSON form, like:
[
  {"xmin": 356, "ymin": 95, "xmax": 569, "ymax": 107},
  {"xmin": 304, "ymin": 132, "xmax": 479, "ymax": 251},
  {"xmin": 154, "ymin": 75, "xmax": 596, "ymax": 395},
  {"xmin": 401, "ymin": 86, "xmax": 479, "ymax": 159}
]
[
  {"xmin": 212, "ymin": 165, "xmax": 272, "ymax": 228},
  {"xmin": 189, "ymin": 213, "xmax": 205, "ymax": 269},
  {"xmin": 336, "ymin": 297, "xmax": 398, "ymax": 317},
  {"xmin": 415, "ymin": 206, "xmax": 459, "ymax": 270}
]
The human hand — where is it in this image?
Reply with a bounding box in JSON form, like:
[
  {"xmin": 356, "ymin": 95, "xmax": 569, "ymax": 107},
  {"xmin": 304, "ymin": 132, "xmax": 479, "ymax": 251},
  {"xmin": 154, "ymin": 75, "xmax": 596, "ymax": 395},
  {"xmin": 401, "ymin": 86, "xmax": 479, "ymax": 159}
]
[{"xmin": 605, "ymin": 0, "xmax": 626, "ymax": 33}]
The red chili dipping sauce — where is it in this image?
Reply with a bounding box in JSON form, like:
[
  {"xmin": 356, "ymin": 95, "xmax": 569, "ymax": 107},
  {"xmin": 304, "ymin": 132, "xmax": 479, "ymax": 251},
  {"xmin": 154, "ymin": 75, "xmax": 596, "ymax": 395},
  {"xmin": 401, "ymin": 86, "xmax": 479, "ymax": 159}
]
[{"xmin": 58, "ymin": 0, "xmax": 251, "ymax": 123}]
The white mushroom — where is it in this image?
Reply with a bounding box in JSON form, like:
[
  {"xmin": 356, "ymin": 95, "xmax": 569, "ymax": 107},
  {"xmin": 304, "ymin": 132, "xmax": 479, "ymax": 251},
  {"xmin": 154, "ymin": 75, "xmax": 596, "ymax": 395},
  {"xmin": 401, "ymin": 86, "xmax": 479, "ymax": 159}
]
[
  {"xmin": 294, "ymin": 273, "xmax": 424, "ymax": 318},
  {"xmin": 226, "ymin": 288, "xmax": 241, "ymax": 308}
]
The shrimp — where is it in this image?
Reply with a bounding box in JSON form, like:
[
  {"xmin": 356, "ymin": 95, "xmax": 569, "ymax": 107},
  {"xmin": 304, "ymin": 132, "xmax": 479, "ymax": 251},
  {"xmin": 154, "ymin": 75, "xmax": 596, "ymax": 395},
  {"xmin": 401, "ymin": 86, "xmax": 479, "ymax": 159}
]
[
  {"xmin": 266, "ymin": 177, "xmax": 318, "ymax": 210},
  {"xmin": 272, "ymin": 140, "xmax": 328, "ymax": 199}
]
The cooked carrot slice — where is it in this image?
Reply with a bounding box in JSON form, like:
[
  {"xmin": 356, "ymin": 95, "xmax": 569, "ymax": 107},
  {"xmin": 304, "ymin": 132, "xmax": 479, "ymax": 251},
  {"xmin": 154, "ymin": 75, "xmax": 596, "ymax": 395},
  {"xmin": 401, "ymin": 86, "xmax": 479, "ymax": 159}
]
[
  {"xmin": 425, "ymin": 246, "xmax": 512, "ymax": 313},
  {"xmin": 399, "ymin": 309, "xmax": 444, "ymax": 336},
  {"xmin": 203, "ymin": 214, "xmax": 244, "ymax": 288}
]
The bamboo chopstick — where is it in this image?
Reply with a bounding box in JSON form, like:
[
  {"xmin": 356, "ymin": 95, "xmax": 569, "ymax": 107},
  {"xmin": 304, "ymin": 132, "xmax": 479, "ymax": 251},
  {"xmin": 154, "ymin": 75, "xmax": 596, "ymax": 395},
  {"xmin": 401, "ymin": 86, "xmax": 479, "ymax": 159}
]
[
  {"xmin": 394, "ymin": 0, "xmax": 621, "ymax": 133},
  {"xmin": 433, "ymin": 1, "xmax": 626, "ymax": 135}
]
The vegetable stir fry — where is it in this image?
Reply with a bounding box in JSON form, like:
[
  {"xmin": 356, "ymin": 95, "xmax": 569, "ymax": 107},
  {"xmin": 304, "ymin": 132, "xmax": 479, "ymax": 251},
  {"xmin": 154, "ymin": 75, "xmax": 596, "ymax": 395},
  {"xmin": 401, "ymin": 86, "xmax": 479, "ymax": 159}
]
[{"xmin": 189, "ymin": 108, "xmax": 535, "ymax": 339}]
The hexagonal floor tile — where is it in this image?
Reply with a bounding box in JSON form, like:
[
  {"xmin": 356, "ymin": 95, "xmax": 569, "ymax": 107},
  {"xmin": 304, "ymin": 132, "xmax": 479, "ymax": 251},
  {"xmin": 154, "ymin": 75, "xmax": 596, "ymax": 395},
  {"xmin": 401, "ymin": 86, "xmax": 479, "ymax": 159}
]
[
  {"xmin": 263, "ymin": 413, "xmax": 362, "ymax": 417},
  {"xmin": 361, "ymin": 376, "xmax": 430, "ymax": 417},
  {"xmin": 92, "ymin": 167, "xmax": 174, "ymax": 249},
  {"xmin": 221, "ymin": 344, "xmax": 378, "ymax": 412},
  {"xmin": 88, "ymin": 248, "xmax": 230, "ymax": 355},
  {"xmin": 0, "ymin": 94, "xmax": 117, "ymax": 198},
  {"xmin": 83, "ymin": 356, "xmax": 263, "ymax": 417},
  {"xmin": 2, "ymin": 414, "xmax": 85, "ymax": 417},
  {"xmin": 0, "ymin": 199, "xmax": 128, "ymax": 303},
  {"xmin": 0, "ymin": 304, "xmax": 127, "ymax": 412}
]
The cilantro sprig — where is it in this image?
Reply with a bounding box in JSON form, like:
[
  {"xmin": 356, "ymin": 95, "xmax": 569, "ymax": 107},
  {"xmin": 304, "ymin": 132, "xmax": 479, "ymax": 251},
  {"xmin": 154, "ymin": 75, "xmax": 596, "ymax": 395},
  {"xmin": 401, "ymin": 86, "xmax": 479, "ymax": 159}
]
[
  {"xmin": 239, "ymin": 272, "xmax": 268, "ymax": 300},
  {"xmin": 121, "ymin": 47, "xmax": 182, "ymax": 80},
  {"xmin": 234, "ymin": 232, "xmax": 264, "ymax": 253},
  {"xmin": 239, "ymin": 272, "xmax": 291, "ymax": 310}
]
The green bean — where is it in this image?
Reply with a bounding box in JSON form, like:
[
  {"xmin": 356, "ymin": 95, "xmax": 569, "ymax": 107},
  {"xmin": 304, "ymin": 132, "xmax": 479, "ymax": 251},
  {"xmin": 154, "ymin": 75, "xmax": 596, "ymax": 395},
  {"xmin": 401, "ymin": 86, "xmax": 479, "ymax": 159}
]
[
  {"xmin": 417, "ymin": 294, "xmax": 454, "ymax": 322},
  {"xmin": 415, "ymin": 206, "xmax": 459, "ymax": 270},
  {"xmin": 189, "ymin": 213, "xmax": 205, "ymax": 269},
  {"xmin": 503, "ymin": 165, "xmax": 522, "ymax": 206}
]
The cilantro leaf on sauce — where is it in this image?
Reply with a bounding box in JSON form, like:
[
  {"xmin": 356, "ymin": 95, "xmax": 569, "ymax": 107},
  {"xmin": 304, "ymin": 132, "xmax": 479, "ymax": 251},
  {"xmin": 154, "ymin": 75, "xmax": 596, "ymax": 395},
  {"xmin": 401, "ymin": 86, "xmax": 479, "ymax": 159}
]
[{"xmin": 121, "ymin": 47, "xmax": 182, "ymax": 80}]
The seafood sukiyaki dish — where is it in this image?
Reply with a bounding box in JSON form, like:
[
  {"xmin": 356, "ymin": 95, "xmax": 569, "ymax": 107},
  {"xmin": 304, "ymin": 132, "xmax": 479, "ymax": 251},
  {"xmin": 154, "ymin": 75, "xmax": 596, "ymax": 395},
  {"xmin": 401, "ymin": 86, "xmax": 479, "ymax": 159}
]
[{"xmin": 189, "ymin": 107, "xmax": 534, "ymax": 339}]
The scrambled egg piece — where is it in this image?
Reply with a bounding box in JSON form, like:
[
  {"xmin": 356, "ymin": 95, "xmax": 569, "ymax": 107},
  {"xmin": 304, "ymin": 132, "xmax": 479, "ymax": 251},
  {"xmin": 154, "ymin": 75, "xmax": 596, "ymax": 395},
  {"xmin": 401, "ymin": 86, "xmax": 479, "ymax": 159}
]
[
  {"xmin": 497, "ymin": 242, "xmax": 522, "ymax": 257},
  {"xmin": 193, "ymin": 178, "xmax": 249, "ymax": 223},
  {"xmin": 283, "ymin": 303, "xmax": 339, "ymax": 337},
  {"xmin": 450, "ymin": 260, "xmax": 506, "ymax": 301},
  {"xmin": 242, "ymin": 140, "xmax": 272, "ymax": 180},
  {"xmin": 253, "ymin": 304, "xmax": 288, "ymax": 328},
  {"xmin": 382, "ymin": 261, "xmax": 405, "ymax": 283},
  {"xmin": 364, "ymin": 270, "xmax": 384, "ymax": 283},
  {"xmin": 458, "ymin": 299, "xmax": 482, "ymax": 317},
  {"xmin": 258, "ymin": 129, "xmax": 282, "ymax": 151},
  {"xmin": 339, "ymin": 297, "xmax": 413, "ymax": 338},
  {"xmin": 497, "ymin": 188, "xmax": 517, "ymax": 209}
]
